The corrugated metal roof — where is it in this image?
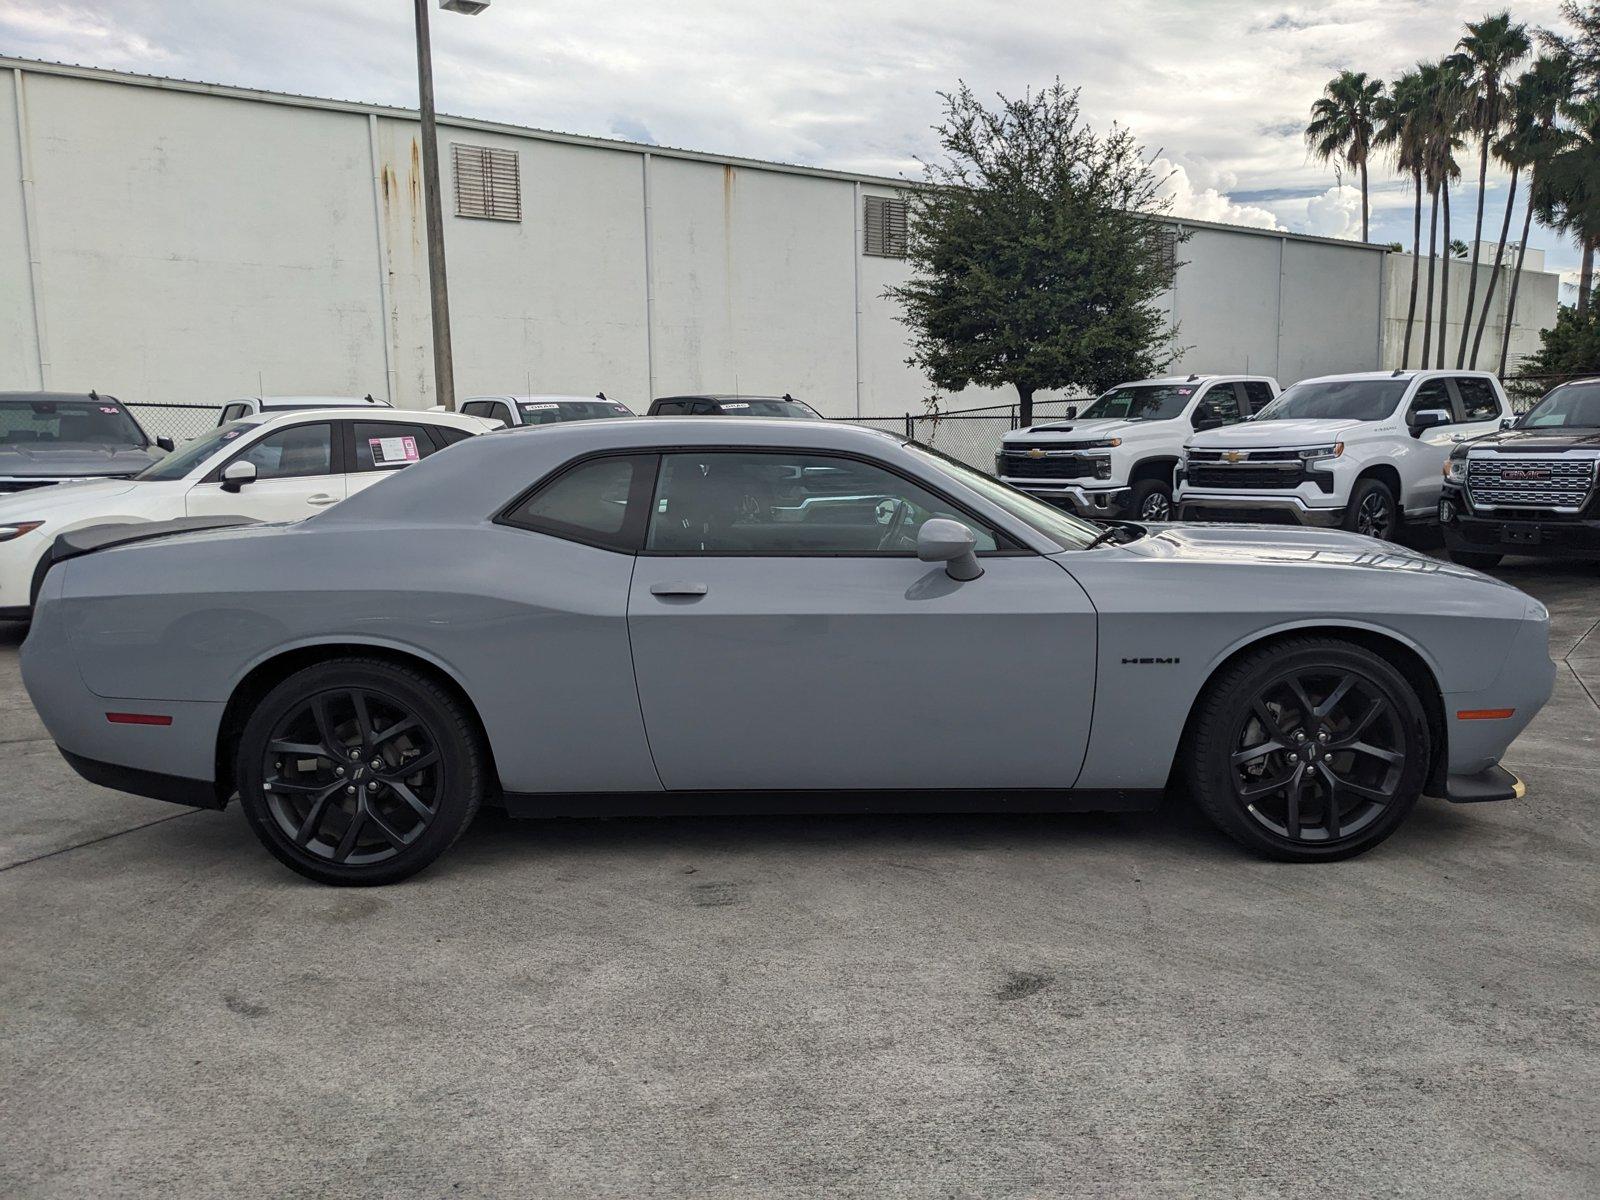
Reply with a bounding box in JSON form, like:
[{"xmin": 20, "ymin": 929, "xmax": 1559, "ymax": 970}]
[{"xmin": 1, "ymin": 55, "xmax": 1388, "ymax": 253}]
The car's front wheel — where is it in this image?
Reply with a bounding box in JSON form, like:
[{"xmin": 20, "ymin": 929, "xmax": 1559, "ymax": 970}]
[
  {"xmin": 1343, "ymin": 478, "xmax": 1399, "ymax": 541},
  {"xmin": 1186, "ymin": 638, "xmax": 1430, "ymax": 862},
  {"xmin": 236, "ymin": 658, "xmax": 484, "ymax": 885}
]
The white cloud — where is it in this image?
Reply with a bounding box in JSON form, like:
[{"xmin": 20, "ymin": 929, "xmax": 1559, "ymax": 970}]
[
  {"xmin": 1300, "ymin": 185, "xmax": 1367, "ymax": 239},
  {"xmin": 1151, "ymin": 155, "xmax": 1282, "ymax": 230}
]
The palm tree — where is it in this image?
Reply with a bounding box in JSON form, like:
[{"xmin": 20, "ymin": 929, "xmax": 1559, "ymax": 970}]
[
  {"xmin": 1499, "ymin": 55, "xmax": 1576, "ymax": 372},
  {"xmin": 1306, "ymin": 70, "xmax": 1385, "ymax": 241},
  {"xmin": 1533, "ymin": 96, "xmax": 1600, "ymax": 322},
  {"xmin": 1450, "ymin": 12, "xmax": 1531, "ymax": 366},
  {"xmin": 1416, "ymin": 60, "xmax": 1468, "ymax": 368},
  {"xmin": 1375, "ymin": 70, "xmax": 1428, "ymax": 365}
]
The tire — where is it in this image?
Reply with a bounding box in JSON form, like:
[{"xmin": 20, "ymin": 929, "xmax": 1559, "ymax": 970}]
[
  {"xmin": 1185, "ymin": 638, "xmax": 1430, "ymax": 862},
  {"xmin": 1129, "ymin": 478, "xmax": 1174, "ymax": 522},
  {"xmin": 236, "ymin": 657, "xmax": 485, "ymax": 885},
  {"xmin": 1342, "ymin": 478, "xmax": 1399, "ymax": 541},
  {"xmin": 1449, "ymin": 550, "xmax": 1503, "ymax": 571}
]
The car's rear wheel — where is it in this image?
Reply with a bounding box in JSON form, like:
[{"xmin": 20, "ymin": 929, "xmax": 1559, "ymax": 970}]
[
  {"xmin": 1343, "ymin": 478, "xmax": 1398, "ymax": 541},
  {"xmin": 236, "ymin": 658, "xmax": 484, "ymax": 885},
  {"xmin": 1130, "ymin": 478, "xmax": 1174, "ymax": 522},
  {"xmin": 1449, "ymin": 550, "xmax": 1503, "ymax": 571},
  {"xmin": 1186, "ymin": 638, "xmax": 1430, "ymax": 861}
]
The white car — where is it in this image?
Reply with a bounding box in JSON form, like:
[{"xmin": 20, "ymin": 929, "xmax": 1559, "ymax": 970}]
[
  {"xmin": 0, "ymin": 407, "xmax": 492, "ymax": 619},
  {"xmin": 996, "ymin": 375, "xmax": 1280, "ymax": 521},
  {"xmin": 458, "ymin": 393, "xmax": 634, "ymax": 427},
  {"xmin": 214, "ymin": 395, "xmax": 391, "ymax": 426},
  {"xmin": 1176, "ymin": 370, "xmax": 1515, "ymax": 540}
]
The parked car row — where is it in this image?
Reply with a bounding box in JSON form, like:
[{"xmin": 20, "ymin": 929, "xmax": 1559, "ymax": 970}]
[{"xmin": 996, "ymin": 369, "xmax": 1600, "ymax": 567}]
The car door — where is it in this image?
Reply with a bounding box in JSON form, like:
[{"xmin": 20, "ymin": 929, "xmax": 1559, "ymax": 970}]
[
  {"xmin": 1452, "ymin": 376, "xmax": 1510, "ymax": 445},
  {"xmin": 1193, "ymin": 382, "xmax": 1245, "ymax": 430},
  {"xmin": 184, "ymin": 421, "xmax": 345, "ymax": 520},
  {"xmin": 343, "ymin": 420, "xmax": 448, "ymax": 498},
  {"xmin": 626, "ymin": 448, "xmax": 1097, "ymax": 791},
  {"xmin": 1402, "ymin": 378, "xmax": 1458, "ymax": 510}
]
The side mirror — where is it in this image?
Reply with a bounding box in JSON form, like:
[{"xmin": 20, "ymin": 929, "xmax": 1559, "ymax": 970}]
[
  {"xmin": 1408, "ymin": 408, "xmax": 1451, "ymax": 435},
  {"xmin": 1192, "ymin": 406, "xmax": 1223, "ymax": 431},
  {"xmin": 917, "ymin": 518, "xmax": 983, "ymax": 582},
  {"xmin": 155, "ymin": 436, "xmax": 176, "ymax": 453},
  {"xmin": 220, "ymin": 460, "xmax": 257, "ymax": 493},
  {"xmin": 1500, "ymin": 416, "xmax": 1515, "ymax": 430}
]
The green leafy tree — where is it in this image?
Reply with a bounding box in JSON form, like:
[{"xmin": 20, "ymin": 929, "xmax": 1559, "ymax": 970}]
[
  {"xmin": 1507, "ymin": 300, "xmax": 1600, "ymax": 396},
  {"xmin": 888, "ymin": 82, "xmax": 1182, "ymax": 426},
  {"xmin": 1531, "ymin": 96, "xmax": 1600, "ymax": 319},
  {"xmin": 1449, "ymin": 12, "xmax": 1531, "ymax": 366},
  {"xmin": 1306, "ymin": 70, "xmax": 1385, "ymax": 240}
]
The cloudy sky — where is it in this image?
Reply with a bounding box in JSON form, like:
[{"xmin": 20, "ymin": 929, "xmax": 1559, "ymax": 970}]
[{"xmin": 0, "ymin": 0, "xmax": 1582, "ymax": 282}]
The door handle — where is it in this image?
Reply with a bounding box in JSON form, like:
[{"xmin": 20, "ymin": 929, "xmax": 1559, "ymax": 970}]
[
  {"xmin": 307, "ymin": 494, "xmax": 339, "ymax": 506},
  {"xmin": 650, "ymin": 582, "xmax": 707, "ymax": 597}
]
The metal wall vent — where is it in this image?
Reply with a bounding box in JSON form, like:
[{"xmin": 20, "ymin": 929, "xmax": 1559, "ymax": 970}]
[
  {"xmin": 863, "ymin": 195, "xmax": 909, "ymax": 258},
  {"xmin": 453, "ymin": 143, "xmax": 522, "ymax": 222}
]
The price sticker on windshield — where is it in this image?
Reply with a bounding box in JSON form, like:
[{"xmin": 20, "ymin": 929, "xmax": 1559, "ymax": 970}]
[
  {"xmin": 520, "ymin": 403, "xmax": 560, "ymax": 412},
  {"xmin": 721, "ymin": 402, "xmax": 750, "ymax": 410},
  {"xmin": 368, "ymin": 436, "xmax": 419, "ymax": 467}
]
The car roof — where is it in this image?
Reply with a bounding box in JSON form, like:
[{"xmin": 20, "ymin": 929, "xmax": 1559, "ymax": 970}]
[
  {"xmin": 1296, "ymin": 369, "xmax": 1500, "ymax": 384},
  {"xmin": 237, "ymin": 395, "xmax": 388, "ymax": 407},
  {"xmin": 250, "ymin": 407, "xmax": 482, "ymax": 428},
  {"xmin": 0, "ymin": 390, "xmax": 125, "ymax": 403},
  {"xmin": 467, "ymin": 394, "xmax": 615, "ymax": 404},
  {"xmin": 1109, "ymin": 375, "xmax": 1276, "ymax": 387},
  {"xmin": 653, "ymin": 394, "xmax": 798, "ymax": 402}
]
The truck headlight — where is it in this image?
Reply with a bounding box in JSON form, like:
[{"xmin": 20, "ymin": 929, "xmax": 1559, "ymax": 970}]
[
  {"xmin": 1298, "ymin": 443, "xmax": 1344, "ymax": 466},
  {"xmin": 0, "ymin": 521, "xmax": 43, "ymax": 543},
  {"xmin": 1444, "ymin": 456, "xmax": 1466, "ymax": 482},
  {"xmin": 1079, "ymin": 438, "xmax": 1122, "ymax": 449}
]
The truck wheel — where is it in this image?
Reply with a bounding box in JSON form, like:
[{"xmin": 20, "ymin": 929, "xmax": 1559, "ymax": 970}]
[
  {"xmin": 1130, "ymin": 479, "xmax": 1174, "ymax": 522},
  {"xmin": 236, "ymin": 658, "xmax": 485, "ymax": 886},
  {"xmin": 1449, "ymin": 550, "xmax": 1503, "ymax": 570},
  {"xmin": 1185, "ymin": 638, "xmax": 1430, "ymax": 862},
  {"xmin": 1343, "ymin": 478, "xmax": 1398, "ymax": 541}
]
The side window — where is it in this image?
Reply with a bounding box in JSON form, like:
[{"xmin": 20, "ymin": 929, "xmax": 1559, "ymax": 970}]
[
  {"xmin": 434, "ymin": 426, "xmax": 473, "ymax": 447},
  {"xmin": 461, "ymin": 400, "xmax": 509, "ymax": 424},
  {"xmin": 1406, "ymin": 379, "xmax": 1454, "ymax": 423},
  {"xmin": 220, "ymin": 402, "xmax": 251, "ymax": 424},
  {"xmin": 1242, "ymin": 381, "xmax": 1276, "ymax": 413},
  {"xmin": 1455, "ymin": 377, "xmax": 1502, "ymax": 422},
  {"xmin": 232, "ymin": 423, "xmax": 333, "ymax": 480},
  {"xmin": 500, "ymin": 454, "xmax": 655, "ymax": 552},
  {"xmin": 645, "ymin": 451, "xmax": 1000, "ymax": 556},
  {"xmin": 351, "ymin": 422, "xmax": 443, "ymax": 472},
  {"xmin": 1197, "ymin": 384, "xmax": 1242, "ymax": 425},
  {"xmin": 652, "ymin": 400, "xmax": 690, "ymax": 415},
  {"xmin": 690, "ymin": 401, "xmax": 720, "ymax": 415}
]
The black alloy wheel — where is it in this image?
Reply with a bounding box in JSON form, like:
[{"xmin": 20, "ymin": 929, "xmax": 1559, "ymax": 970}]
[
  {"xmin": 1132, "ymin": 479, "xmax": 1174, "ymax": 522},
  {"xmin": 1345, "ymin": 479, "xmax": 1398, "ymax": 541},
  {"xmin": 1187, "ymin": 638, "xmax": 1429, "ymax": 861},
  {"xmin": 237, "ymin": 659, "xmax": 483, "ymax": 885}
]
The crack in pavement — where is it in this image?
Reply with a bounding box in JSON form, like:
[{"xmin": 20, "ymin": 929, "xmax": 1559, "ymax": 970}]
[{"xmin": 0, "ymin": 809, "xmax": 202, "ymax": 875}]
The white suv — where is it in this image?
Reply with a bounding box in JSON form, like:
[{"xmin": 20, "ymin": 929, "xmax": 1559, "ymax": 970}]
[
  {"xmin": 1176, "ymin": 369, "xmax": 1514, "ymax": 540},
  {"xmin": 995, "ymin": 376, "xmax": 1279, "ymax": 521}
]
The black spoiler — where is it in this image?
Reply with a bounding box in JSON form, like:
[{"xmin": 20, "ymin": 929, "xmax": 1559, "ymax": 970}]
[{"xmin": 30, "ymin": 516, "xmax": 257, "ymax": 605}]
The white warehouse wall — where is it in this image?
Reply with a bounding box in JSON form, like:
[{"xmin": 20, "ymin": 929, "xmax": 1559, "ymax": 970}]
[{"xmin": 2, "ymin": 59, "xmax": 1391, "ymax": 418}]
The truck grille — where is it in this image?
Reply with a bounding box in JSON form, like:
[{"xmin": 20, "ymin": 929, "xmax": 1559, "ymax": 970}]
[
  {"xmin": 1186, "ymin": 463, "xmax": 1305, "ymax": 489},
  {"xmin": 1466, "ymin": 456, "xmax": 1597, "ymax": 510},
  {"xmin": 998, "ymin": 445, "xmax": 1101, "ymax": 481}
]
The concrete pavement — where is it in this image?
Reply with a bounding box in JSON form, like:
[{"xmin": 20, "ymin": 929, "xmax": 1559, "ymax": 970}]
[{"xmin": 1, "ymin": 560, "xmax": 1596, "ymax": 1198}]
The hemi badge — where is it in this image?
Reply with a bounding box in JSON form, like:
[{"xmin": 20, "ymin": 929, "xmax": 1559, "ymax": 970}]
[
  {"xmin": 1456, "ymin": 708, "xmax": 1515, "ymax": 720},
  {"xmin": 106, "ymin": 712, "xmax": 173, "ymax": 726}
]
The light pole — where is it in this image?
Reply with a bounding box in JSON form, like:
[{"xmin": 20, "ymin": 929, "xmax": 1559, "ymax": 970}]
[{"xmin": 413, "ymin": 0, "xmax": 488, "ymax": 411}]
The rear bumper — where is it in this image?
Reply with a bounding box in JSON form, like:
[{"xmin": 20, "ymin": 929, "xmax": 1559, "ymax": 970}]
[{"xmin": 59, "ymin": 748, "xmax": 223, "ymax": 809}]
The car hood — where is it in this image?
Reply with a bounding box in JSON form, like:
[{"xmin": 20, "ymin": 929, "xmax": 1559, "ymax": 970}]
[
  {"xmin": 0, "ymin": 477, "xmax": 144, "ymax": 518},
  {"xmin": 1187, "ymin": 418, "xmax": 1364, "ymax": 449},
  {"xmin": 0, "ymin": 444, "xmax": 158, "ymax": 478},
  {"xmin": 1107, "ymin": 522, "xmax": 1514, "ymax": 585},
  {"xmin": 1461, "ymin": 427, "xmax": 1600, "ymax": 453},
  {"xmin": 1007, "ymin": 417, "xmax": 1165, "ymax": 441}
]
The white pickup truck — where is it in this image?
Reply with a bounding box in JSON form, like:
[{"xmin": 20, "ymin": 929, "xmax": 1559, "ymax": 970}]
[
  {"xmin": 1176, "ymin": 369, "xmax": 1515, "ymax": 541},
  {"xmin": 995, "ymin": 375, "xmax": 1279, "ymax": 521}
]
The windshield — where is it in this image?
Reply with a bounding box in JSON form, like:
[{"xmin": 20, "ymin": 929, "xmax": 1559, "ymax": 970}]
[
  {"xmin": 1520, "ymin": 381, "xmax": 1600, "ymax": 429},
  {"xmin": 904, "ymin": 443, "xmax": 1102, "ymax": 550},
  {"xmin": 0, "ymin": 398, "xmax": 147, "ymax": 448},
  {"xmin": 518, "ymin": 401, "xmax": 633, "ymax": 424},
  {"xmin": 1076, "ymin": 384, "xmax": 1195, "ymax": 422},
  {"xmin": 718, "ymin": 399, "xmax": 821, "ymax": 418},
  {"xmin": 1251, "ymin": 379, "xmax": 1407, "ymax": 422},
  {"xmin": 135, "ymin": 421, "xmax": 257, "ymax": 481}
]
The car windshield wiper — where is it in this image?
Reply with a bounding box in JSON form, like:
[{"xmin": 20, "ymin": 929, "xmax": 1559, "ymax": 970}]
[{"xmin": 1082, "ymin": 520, "xmax": 1147, "ymax": 551}]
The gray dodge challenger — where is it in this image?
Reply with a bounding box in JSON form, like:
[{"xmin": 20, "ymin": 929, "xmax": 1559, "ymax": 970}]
[{"xmin": 21, "ymin": 418, "xmax": 1554, "ymax": 884}]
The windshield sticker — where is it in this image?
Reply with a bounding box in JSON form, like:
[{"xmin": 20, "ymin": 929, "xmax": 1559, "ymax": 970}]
[
  {"xmin": 610, "ymin": 405, "xmax": 629, "ymax": 412},
  {"xmin": 369, "ymin": 435, "xmax": 419, "ymax": 467},
  {"xmin": 99, "ymin": 406, "xmax": 120, "ymax": 414},
  {"xmin": 1177, "ymin": 388, "xmax": 1192, "ymax": 396},
  {"xmin": 520, "ymin": 403, "xmax": 560, "ymax": 411},
  {"xmin": 721, "ymin": 402, "xmax": 750, "ymax": 409}
]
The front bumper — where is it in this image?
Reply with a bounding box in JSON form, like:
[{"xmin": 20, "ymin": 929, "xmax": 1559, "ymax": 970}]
[
  {"xmin": 998, "ymin": 479, "xmax": 1132, "ymax": 517},
  {"xmin": 1175, "ymin": 491, "xmax": 1345, "ymax": 527},
  {"xmin": 1440, "ymin": 483, "xmax": 1600, "ymax": 558}
]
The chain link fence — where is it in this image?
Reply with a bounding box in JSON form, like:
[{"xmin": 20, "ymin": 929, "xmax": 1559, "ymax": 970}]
[
  {"xmin": 834, "ymin": 398, "xmax": 1088, "ymax": 474},
  {"xmin": 126, "ymin": 401, "xmax": 224, "ymax": 442},
  {"xmin": 1502, "ymin": 373, "xmax": 1599, "ymax": 410}
]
